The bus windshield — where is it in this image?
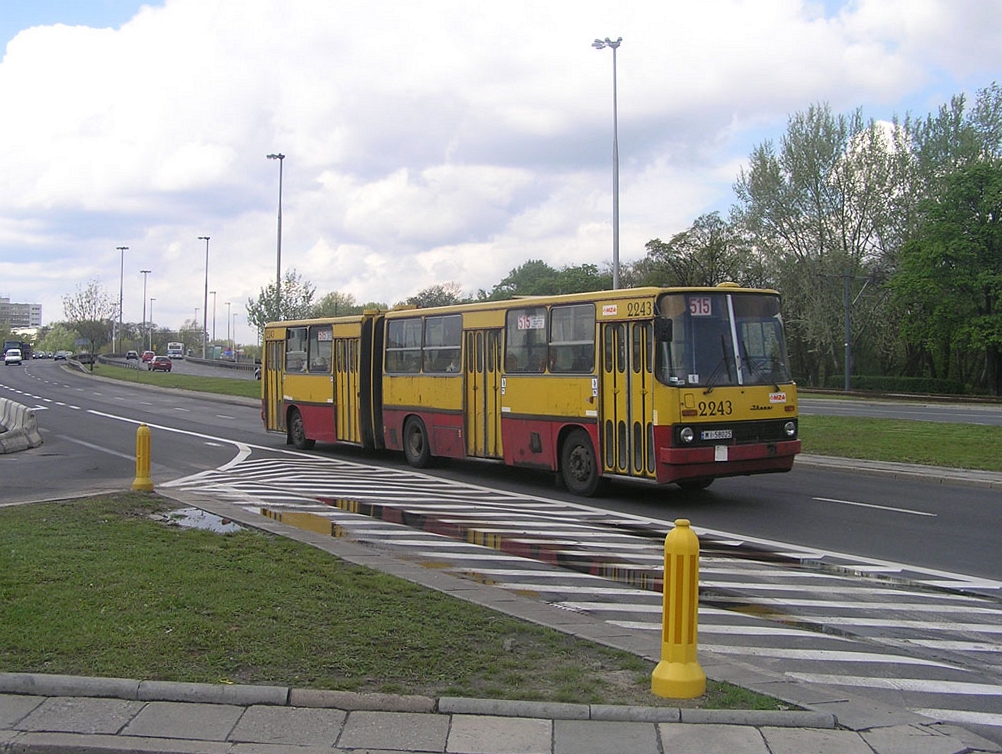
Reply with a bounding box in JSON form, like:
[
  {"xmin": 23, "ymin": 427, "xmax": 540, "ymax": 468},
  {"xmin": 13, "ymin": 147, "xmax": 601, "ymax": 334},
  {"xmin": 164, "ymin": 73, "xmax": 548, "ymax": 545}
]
[{"xmin": 655, "ymin": 291, "xmax": 792, "ymax": 389}]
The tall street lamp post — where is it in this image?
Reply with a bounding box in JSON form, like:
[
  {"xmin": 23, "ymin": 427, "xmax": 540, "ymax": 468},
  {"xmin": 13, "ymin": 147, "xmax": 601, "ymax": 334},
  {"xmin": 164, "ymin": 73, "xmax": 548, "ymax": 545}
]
[
  {"xmin": 198, "ymin": 236, "xmax": 210, "ymax": 359},
  {"xmin": 267, "ymin": 153, "xmax": 285, "ymax": 317},
  {"xmin": 225, "ymin": 301, "xmax": 231, "ymax": 352},
  {"xmin": 140, "ymin": 269, "xmax": 151, "ymax": 353},
  {"xmin": 149, "ymin": 298, "xmax": 155, "ymax": 351},
  {"xmin": 210, "ymin": 290, "xmax": 217, "ymax": 348},
  {"xmin": 592, "ymin": 36, "xmax": 622, "ymax": 290},
  {"xmin": 115, "ymin": 246, "xmax": 129, "ymax": 352}
]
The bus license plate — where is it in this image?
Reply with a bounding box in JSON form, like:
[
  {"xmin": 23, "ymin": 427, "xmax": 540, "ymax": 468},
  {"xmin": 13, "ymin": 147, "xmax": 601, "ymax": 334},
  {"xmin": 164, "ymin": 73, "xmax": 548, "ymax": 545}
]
[{"xmin": 701, "ymin": 429, "xmax": 732, "ymax": 441}]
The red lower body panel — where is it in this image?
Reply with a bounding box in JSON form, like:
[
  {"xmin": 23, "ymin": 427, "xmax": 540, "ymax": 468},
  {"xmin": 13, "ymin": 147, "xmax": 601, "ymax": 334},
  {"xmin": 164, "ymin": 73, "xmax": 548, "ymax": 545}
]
[{"xmin": 656, "ymin": 440, "xmax": 801, "ymax": 483}]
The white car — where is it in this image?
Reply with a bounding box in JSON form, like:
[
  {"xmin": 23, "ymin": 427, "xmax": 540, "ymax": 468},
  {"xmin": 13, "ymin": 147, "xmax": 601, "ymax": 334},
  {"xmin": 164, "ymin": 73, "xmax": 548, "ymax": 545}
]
[{"xmin": 4, "ymin": 348, "xmax": 22, "ymax": 366}]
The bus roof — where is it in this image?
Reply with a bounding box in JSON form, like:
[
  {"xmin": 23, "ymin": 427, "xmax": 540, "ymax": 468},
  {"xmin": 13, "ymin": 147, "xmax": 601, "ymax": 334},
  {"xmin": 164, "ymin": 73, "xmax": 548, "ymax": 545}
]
[{"xmin": 263, "ymin": 284, "xmax": 781, "ymax": 330}]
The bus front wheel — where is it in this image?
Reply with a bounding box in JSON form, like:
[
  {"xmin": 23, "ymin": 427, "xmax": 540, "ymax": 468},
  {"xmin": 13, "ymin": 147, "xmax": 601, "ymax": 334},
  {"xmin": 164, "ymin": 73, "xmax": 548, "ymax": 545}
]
[
  {"xmin": 561, "ymin": 429, "xmax": 603, "ymax": 497},
  {"xmin": 403, "ymin": 417, "xmax": 432, "ymax": 468},
  {"xmin": 288, "ymin": 408, "xmax": 315, "ymax": 450}
]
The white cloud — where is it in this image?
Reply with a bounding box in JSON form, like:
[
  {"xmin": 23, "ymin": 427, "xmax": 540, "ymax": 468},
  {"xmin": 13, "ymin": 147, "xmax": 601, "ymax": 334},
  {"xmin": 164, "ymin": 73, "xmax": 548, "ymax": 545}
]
[{"xmin": 0, "ymin": 0, "xmax": 999, "ymax": 333}]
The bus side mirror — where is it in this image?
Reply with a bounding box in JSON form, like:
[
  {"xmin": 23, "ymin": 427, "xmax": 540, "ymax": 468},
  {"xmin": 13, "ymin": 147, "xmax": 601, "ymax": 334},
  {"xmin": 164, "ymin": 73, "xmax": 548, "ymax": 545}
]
[{"xmin": 654, "ymin": 318, "xmax": 672, "ymax": 341}]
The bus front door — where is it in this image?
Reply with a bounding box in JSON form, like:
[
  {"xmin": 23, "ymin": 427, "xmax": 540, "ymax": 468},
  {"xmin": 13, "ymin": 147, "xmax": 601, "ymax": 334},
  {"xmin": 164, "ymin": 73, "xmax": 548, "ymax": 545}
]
[
  {"xmin": 263, "ymin": 338, "xmax": 285, "ymax": 433},
  {"xmin": 600, "ymin": 322, "xmax": 656, "ymax": 480},
  {"xmin": 465, "ymin": 329, "xmax": 503, "ymax": 459}
]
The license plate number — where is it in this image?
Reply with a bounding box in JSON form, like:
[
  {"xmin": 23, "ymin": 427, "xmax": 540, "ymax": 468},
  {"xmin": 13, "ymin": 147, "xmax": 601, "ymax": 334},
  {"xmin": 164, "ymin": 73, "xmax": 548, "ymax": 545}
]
[{"xmin": 701, "ymin": 429, "xmax": 732, "ymax": 440}]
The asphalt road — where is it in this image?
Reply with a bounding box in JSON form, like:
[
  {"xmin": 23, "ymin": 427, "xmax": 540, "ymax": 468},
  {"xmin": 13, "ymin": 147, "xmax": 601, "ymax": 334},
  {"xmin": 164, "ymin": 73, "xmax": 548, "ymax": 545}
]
[
  {"xmin": 2, "ymin": 359, "xmax": 999, "ymax": 585},
  {"xmin": 800, "ymin": 395, "xmax": 1002, "ymax": 424}
]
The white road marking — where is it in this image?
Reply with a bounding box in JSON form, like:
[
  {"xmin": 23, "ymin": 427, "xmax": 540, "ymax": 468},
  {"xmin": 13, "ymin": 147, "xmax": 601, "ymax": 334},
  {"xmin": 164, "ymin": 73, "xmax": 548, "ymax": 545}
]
[{"xmin": 813, "ymin": 496, "xmax": 936, "ymax": 517}]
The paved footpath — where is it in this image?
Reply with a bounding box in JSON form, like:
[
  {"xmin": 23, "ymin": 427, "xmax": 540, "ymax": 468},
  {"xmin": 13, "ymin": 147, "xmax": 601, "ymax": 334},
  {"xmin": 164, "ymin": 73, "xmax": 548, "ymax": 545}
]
[{"xmin": 2, "ymin": 672, "xmax": 999, "ymax": 754}]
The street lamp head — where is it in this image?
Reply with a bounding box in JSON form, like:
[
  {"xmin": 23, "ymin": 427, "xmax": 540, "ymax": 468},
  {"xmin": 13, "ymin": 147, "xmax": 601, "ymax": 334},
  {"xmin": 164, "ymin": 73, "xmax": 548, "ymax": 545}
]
[
  {"xmin": 267, "ymin": 153, "xmax": 285, "ymax": 161},
  {"xmin": 592, "ymin": 36, "xmax": 622, "ymax": 50},
  {"xmin": 198, "ymin": 236, "xmax": 210, "ymax": 242}
]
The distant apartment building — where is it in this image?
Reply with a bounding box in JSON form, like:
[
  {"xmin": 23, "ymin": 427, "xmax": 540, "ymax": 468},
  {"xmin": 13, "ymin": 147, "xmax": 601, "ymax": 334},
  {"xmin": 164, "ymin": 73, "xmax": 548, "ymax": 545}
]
[{"xmin": 0, "ymin": 297, "xmax": 43, "ymax": 328}]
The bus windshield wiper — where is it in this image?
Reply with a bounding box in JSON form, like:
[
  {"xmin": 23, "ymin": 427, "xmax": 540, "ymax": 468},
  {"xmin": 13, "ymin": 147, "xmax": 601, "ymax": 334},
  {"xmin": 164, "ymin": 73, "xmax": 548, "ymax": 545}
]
[
  {"xmin": 740, "ymin": 339, "xmax": 781, "ymax": 391},
  {"xmin": 703, "ymin": 336, "xmax": 732, "ymax": 394}
]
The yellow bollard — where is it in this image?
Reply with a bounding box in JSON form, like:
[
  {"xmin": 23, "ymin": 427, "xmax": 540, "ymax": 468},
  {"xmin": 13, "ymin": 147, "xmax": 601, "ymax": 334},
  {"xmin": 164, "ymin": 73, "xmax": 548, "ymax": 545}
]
[
  {"xmin": 651, "ymin": 518, "xmax": 706, "ymax": 698},
  {"xmin": 132, "ymin": 423, "xmax": 154, "ymax": 492}
]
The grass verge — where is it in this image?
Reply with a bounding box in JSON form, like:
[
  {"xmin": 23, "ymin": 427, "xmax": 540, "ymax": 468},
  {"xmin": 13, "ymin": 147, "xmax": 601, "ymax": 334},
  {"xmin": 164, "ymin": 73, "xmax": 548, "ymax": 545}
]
[
  {"xmin": 799, "ymin": 415, "xmax": 1002, "ymax": 471},
  {"xmin": 89, "ymin": 362, "xmax": 261, "ymax": 400},
  {"xmin": 0, "ymin": 493, "xmax": 788, "ymax": 710}
]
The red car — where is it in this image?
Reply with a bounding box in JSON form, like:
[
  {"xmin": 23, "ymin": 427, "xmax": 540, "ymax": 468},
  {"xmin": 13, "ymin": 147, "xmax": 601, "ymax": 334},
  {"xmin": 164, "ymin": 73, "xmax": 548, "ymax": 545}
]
[
  {"xmin": 141, "ymin": 350, "xmax": 156, "ymax": 363},
  {"xmin": 148, "ymin": 356, "xmax": 172, "ymax": 372}
]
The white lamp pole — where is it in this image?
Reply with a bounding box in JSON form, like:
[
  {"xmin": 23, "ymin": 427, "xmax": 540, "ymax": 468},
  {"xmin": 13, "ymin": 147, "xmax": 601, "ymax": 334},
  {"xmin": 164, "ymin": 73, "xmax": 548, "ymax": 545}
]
[
  {"xmin": 592, "ymin": 36, "xmax": 622, "ymax": 290},
  {"xmin": 140, "ymin": 269, "xmax": 151, "ymax": 353},
  {"xmin": 115, "ymin": 246, "xmax": 128, "ymax": 351},
  {"xmin": 267, "ymin": 153, "xmax": 285, "ymax": 317},
  {"xmin": 198, "ymin": 236, "xmax": 210, "ymax": 359}
]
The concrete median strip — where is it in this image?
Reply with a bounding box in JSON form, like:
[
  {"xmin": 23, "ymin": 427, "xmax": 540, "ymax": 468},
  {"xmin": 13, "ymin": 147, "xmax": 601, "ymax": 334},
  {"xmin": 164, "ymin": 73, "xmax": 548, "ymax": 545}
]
[{"xmin": 0, "ymin": 397, "xmax": 43, "ymax": 453}]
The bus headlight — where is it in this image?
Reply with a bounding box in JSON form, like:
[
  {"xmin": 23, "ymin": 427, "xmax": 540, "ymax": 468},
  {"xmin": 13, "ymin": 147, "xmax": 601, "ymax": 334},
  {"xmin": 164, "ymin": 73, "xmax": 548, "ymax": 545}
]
[
  {"xmin": 784, "ymin": 421, "xmax": 797, "ymax": 438},
  {"xmin": 680, "ymin": 427, "xmax": 695, "ymax": 444}
]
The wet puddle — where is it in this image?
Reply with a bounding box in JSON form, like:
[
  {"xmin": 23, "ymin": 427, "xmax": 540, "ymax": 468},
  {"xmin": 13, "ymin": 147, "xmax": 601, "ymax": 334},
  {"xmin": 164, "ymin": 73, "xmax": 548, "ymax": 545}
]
[{"xmin": 159, "ymin": 507, "xmax": 244, "ymax": 534}]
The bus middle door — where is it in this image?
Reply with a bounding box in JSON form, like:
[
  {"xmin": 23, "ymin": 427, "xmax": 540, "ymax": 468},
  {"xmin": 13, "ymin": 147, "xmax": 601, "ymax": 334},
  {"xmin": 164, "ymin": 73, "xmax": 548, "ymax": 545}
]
[
  {"xmin": 465, "ymin": 329, "xmax": 503, "ymax": 459},
  {"xmin": 334, "ymin": 338, "xmax": 360, "ymax": 444}
]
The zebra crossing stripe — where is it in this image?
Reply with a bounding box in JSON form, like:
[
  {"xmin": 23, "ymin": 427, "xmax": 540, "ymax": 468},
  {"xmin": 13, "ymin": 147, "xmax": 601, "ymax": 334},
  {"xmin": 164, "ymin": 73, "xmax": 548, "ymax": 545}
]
[
  {"xmin": 914, "ymin": 709, "xmax": 1002, "ymax": 727},
  {"xmin": 786, "ymin": 674, "xmax": 1002, "ymax": 695}
]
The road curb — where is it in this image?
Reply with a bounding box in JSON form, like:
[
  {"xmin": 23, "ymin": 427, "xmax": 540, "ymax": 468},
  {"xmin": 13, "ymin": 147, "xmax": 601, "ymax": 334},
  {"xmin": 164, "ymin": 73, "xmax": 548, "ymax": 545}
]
[
  {"xmin": 0, "ymin": 672, "xmax": 838, "ymax": 729},
  {"xmin": 796, "ymin": 453, "xmax": 1002, "ymax": 490}
]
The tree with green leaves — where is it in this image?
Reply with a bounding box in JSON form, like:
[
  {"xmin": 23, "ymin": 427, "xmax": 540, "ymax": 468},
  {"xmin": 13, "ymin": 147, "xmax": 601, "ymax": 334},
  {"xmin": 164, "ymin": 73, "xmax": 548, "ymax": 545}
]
[
  {"xmin": 638, "ymin": 212, "xmax": 765, "ymax": 288},
  {"xmin": 246, "ymin": 269, "xmax": 317, "ymax": 334},
  {"xmin": 62, "ymin": 280, "xmax": 116, "ymax": 361},
  {"xmin": 892, "ymin": 161, "xmax": 1002, "ymax": 394},
  {"xmin": 313, "ymin": 291, "xmax": 359, "ymax": 317},
  {"xmin": 404, "ymin": 282, "xmax": 466, "ymax": 308},
  {"xmin": 732, "ymin": 103, "xmax": 900, "ymax": 385},
  {"xmin": 480, "ymin": 260, "xmax": 612, "ymax": 300}
]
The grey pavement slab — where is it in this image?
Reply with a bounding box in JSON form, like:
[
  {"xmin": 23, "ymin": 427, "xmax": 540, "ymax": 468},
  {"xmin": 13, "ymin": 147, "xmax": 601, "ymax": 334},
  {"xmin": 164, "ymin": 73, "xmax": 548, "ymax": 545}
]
[
  {"xmin": 228, "ymin": 704, "xmax": 346, "ymax": 745},
  {"xmin": 553, "ymin": 718, "xmax": 660, "ymax": 754},
  {"xmin": 762, "ymin": 725, "xmax": 878, "ymax": 754},
  {"xmin": 12, "ymin": 730, "xmax": 233, "ymax": 752},
  {"xmin": 121, "ymin": 700, "xmax": 244, "ymax": 740},
  {"xmin": 445, "ymin": 714, "xmax": 552, "ymax": 754},
  {"xmin": 0, "ymin": 693, "xmax": 44, "ymax": 727},
  {"xmin": 15, "ymin": 695, "xmax": 146, "ymax": 734},
  {"xmin": 860, "ymin": 724, "xmax": 973, "ymax": 754},
  {"xmin": 659, "ymin": 723, "xmax": 770, "ymax": 754},
  {"xmin": 337, "ymin": 709, "xmax": 450, "ymax": 751}
]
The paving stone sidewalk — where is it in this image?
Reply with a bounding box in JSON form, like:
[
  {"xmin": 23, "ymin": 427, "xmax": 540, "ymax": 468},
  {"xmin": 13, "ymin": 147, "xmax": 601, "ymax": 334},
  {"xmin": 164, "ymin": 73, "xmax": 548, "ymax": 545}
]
[{"xmin": 2, "ymin": 673, "xmax": 999, "ymax": 754}]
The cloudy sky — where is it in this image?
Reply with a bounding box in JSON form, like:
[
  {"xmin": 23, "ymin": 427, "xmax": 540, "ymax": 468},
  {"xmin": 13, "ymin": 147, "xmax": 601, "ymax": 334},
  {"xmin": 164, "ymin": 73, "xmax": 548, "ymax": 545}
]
[{"xmin": 0, "ymin": 0, "xmax": 999, "ymax": 339}]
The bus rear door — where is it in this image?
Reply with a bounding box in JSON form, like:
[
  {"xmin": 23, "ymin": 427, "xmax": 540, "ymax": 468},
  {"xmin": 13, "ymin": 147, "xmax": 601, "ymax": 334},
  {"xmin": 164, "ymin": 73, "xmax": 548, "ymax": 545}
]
[{"xmin": 263, "ymin": 333, "xmax": 285, "ymax": 433}]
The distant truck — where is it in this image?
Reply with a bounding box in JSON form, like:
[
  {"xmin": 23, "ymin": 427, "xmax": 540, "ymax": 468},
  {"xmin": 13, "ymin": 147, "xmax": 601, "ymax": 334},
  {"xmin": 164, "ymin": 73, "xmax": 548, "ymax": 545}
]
[
  {"xmin": 3, "ymin": 340, "xmax": 31, "ymax": 361},
  {"xmin": 166, "ymin": 342, "xmax": 184, "ymax": 359}
]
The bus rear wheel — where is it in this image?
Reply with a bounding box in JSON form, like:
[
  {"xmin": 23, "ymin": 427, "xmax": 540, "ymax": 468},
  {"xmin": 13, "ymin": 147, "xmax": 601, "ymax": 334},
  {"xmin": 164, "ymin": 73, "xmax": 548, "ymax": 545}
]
[
  {"xmin": 288, "ymin": 408, "xmax": 315, "ymax": 450},
  {"xmin": 560, "ymin": 429, "xmax": 603, "ymax": 497},
  {"xmin": 403, "ymin": 417, "xmax": 432, "ymax": 468}
]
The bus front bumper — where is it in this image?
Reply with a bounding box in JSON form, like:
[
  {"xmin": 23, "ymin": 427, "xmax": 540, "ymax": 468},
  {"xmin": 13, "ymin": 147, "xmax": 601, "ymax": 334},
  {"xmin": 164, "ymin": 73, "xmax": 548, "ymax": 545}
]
[{"xmin": 657, "ymin": 440, "xmax": 802, "ymax": 483}]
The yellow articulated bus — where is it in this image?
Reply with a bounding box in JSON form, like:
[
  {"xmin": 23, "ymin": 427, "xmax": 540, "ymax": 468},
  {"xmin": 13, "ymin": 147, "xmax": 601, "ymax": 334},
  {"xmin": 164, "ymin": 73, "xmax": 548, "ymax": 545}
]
[{"xmin": 262, "ymin": 284, "xmax": 801, "ymax": 495}]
